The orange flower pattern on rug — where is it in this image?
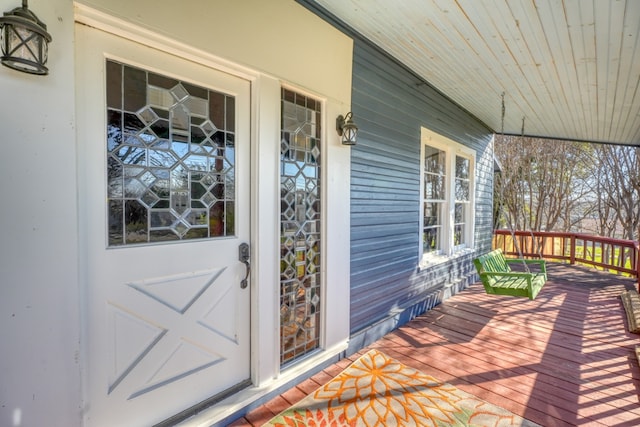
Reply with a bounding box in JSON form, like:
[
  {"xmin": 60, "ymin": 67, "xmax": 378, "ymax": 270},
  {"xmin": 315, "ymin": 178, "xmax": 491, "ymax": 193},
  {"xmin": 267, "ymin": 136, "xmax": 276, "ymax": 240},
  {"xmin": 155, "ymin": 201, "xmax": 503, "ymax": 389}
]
[{"xmin": 264, "ymin": 349, "xmax": 540, "ymax": 427}]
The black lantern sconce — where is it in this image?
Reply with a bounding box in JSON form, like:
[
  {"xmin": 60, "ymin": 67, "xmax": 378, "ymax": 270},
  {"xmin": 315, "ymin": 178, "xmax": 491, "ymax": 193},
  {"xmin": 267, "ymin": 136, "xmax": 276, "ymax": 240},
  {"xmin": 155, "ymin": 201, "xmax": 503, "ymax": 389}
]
[
  {"xmin": 0, "ymin": 0, "xmax": 52, "ymax": 75},
  {"xmin": 336, "ymin": 112, "xmax": 358, "ymax": 145}
]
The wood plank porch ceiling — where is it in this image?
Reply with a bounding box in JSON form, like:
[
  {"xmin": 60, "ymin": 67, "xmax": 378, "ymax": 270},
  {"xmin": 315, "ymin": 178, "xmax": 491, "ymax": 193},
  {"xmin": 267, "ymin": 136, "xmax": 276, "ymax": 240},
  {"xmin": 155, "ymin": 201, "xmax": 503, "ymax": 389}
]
[
  {"xmin": 311, "ymin": 0, "xmax": 640, "ymax": 146},
  {"xmin": 235, "ymin": 263, "xmax": 640, "ymax": 426}
]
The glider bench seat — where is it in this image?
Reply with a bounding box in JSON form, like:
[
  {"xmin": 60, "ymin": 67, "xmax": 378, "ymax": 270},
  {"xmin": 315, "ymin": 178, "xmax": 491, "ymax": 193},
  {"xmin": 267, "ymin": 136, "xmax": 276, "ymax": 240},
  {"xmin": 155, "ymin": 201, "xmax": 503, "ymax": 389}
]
[{"xmin": 473, "ymin": 249, "xmax": 547, "ymax": 300}]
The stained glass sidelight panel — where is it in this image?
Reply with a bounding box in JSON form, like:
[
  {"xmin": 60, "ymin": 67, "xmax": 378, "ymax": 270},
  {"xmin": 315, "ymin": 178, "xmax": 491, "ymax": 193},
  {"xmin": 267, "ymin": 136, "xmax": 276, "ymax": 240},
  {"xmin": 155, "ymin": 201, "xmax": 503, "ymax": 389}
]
[
  {"xmin": 280, "ymin": 88, "xmax": 322, "ymax": 365},
  {"xmin": 105, "ymin": 60, "xmax": 236, "ymax": 246}
]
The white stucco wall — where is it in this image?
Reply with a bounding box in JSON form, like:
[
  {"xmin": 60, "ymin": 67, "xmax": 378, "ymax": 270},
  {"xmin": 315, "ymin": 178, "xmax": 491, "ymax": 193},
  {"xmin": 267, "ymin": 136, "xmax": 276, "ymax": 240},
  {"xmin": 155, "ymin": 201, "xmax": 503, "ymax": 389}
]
[
  {"xmin": 76, "ymin": 0, "xmax": 352, "ymax": 104},
  {"xmin": 0, "ymin": 1, "xmax": 81, "ymax": 426}
]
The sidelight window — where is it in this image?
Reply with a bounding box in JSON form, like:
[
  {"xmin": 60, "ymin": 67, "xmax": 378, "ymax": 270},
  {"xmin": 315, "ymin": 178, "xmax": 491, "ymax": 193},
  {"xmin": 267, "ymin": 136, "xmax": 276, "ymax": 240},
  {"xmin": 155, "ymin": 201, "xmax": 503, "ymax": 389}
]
[{"xmin": 279, "ymin": 88, "xmax": 322, "ymax": 365}]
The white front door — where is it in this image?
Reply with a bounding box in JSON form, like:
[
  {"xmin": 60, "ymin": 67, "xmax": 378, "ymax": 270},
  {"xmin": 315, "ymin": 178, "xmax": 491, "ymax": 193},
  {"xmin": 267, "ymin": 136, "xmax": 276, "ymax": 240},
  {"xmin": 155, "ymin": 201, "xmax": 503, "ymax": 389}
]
[{"xmin": 76, "ymin": 24, "xmax": 251, "ymax": 426}]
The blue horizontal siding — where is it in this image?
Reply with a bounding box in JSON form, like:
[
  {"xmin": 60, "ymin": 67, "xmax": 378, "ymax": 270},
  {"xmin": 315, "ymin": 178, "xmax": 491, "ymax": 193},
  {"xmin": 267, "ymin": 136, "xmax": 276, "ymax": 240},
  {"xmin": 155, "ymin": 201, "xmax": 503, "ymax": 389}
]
[
  {"xmin": 294, "ymin": 0, "xmax": 495, "ymax": 337},
  {"xmin": 349, "ymin": 38, "xmax": 494, "ymax": 333}
]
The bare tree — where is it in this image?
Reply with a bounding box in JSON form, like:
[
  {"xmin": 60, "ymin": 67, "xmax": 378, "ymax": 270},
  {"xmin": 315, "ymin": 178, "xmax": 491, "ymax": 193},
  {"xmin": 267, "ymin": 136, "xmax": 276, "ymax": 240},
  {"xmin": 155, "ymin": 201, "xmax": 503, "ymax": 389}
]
[
  {"xmin": 594, "ymin": 145, "xmax": 640, "ymax": 240},
  {"xmin": 494, "ymin": 136, "xmax": 594, "ymax": 232}
]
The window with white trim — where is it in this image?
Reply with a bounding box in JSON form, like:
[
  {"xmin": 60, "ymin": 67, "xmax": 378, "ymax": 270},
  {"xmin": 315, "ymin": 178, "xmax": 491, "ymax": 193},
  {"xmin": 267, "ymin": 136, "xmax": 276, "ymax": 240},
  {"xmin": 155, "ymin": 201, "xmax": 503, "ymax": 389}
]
[
  {"xmin": 423, "ymin": 145, "xmax": 446, "ymax": 255},
  {"xmin": 454, "ymin": 155, "xmax": 471, "ymax": 248},
  {"xmin": 420, "ymin": 128, "xmax": 475, "ymax": 262}
]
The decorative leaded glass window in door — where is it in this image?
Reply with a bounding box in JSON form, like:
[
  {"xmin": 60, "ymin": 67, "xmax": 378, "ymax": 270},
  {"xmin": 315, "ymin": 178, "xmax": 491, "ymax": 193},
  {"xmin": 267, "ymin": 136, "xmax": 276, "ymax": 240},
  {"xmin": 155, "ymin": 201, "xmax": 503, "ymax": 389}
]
[
  {"xmin": 105, "ymin": 60, "xmax": 236, "ymax": 246},
  {"xmin": 279, "ymin": 88, "xmax": 322, "ymax": 365}
]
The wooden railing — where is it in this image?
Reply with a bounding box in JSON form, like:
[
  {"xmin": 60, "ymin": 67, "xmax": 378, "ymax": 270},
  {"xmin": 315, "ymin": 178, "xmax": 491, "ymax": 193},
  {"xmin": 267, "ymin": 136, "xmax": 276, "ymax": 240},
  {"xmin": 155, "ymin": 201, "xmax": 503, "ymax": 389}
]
[{"xmin": 493, "ymin": 230, "xmax": 640, "ymax": 281}]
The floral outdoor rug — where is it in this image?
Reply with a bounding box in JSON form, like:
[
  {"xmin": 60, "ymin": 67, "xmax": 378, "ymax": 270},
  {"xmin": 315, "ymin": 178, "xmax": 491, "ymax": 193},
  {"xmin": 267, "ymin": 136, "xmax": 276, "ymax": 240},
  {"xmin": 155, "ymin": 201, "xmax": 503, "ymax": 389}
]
[{"xmin": 263, "ymin": 349, "xmax": 540, "ymax": 427}]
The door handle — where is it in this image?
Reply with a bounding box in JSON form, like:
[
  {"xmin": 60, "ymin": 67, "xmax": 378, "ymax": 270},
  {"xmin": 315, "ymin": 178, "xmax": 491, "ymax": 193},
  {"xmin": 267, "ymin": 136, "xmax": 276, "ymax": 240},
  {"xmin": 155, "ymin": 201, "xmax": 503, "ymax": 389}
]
[{"xmin": 239, "ymin": 243, "xmax": 250, "ymax": 289}]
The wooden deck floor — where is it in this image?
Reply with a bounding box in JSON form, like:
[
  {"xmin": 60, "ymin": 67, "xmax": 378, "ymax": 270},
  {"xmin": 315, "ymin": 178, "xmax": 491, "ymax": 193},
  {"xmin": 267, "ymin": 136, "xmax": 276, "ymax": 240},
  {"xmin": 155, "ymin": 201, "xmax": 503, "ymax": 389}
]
[{"xmin": 231, "ymin": 263, "xmax": 640, "ymax": 426}]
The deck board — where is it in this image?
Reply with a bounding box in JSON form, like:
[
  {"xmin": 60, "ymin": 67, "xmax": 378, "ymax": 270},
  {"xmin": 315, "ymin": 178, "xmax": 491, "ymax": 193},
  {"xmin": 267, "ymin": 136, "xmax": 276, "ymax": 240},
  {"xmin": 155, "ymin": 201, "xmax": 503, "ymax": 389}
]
[{"xmin": 231, "ymin": 263, "xmax": 640, "ymax": 426}]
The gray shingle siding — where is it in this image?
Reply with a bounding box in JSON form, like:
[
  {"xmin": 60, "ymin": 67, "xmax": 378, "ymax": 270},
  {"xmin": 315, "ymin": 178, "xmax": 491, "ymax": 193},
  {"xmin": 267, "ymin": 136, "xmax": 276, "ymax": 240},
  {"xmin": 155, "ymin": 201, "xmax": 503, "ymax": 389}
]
[{"xmin": 350, "ymin": 39, "xmax": 494, "ymax": 334}]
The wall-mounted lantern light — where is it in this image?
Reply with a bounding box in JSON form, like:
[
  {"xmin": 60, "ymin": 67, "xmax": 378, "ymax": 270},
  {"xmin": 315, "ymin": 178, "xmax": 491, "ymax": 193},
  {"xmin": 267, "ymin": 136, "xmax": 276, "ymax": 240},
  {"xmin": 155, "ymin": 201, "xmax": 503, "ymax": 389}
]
[
  {"xmin": 0, "ymin": 0, "xmax": 52, "ymax": 75},
  {"xmin": 336, "ymin": 112, "xmax": 358, "ymax": 145}
]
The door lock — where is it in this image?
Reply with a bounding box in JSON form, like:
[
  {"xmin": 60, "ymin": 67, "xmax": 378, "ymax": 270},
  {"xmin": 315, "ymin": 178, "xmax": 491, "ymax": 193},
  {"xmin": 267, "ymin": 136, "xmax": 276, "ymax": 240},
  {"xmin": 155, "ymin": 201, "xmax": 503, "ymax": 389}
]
[{"xmin": 239, "ymin": 243, "xmax": 250, "ymax": 289}]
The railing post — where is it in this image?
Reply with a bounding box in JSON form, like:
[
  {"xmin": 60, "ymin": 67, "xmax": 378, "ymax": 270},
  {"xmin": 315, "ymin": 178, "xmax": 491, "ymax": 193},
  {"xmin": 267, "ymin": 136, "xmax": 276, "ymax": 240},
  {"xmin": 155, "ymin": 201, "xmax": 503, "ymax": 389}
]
[
  {"xmin": 636, "ymin": 242, "xmax": 640, "ymax": 291},
  {"xmin": 570, "ymin": 234, "xmax": 576, "ymax": 265}
]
